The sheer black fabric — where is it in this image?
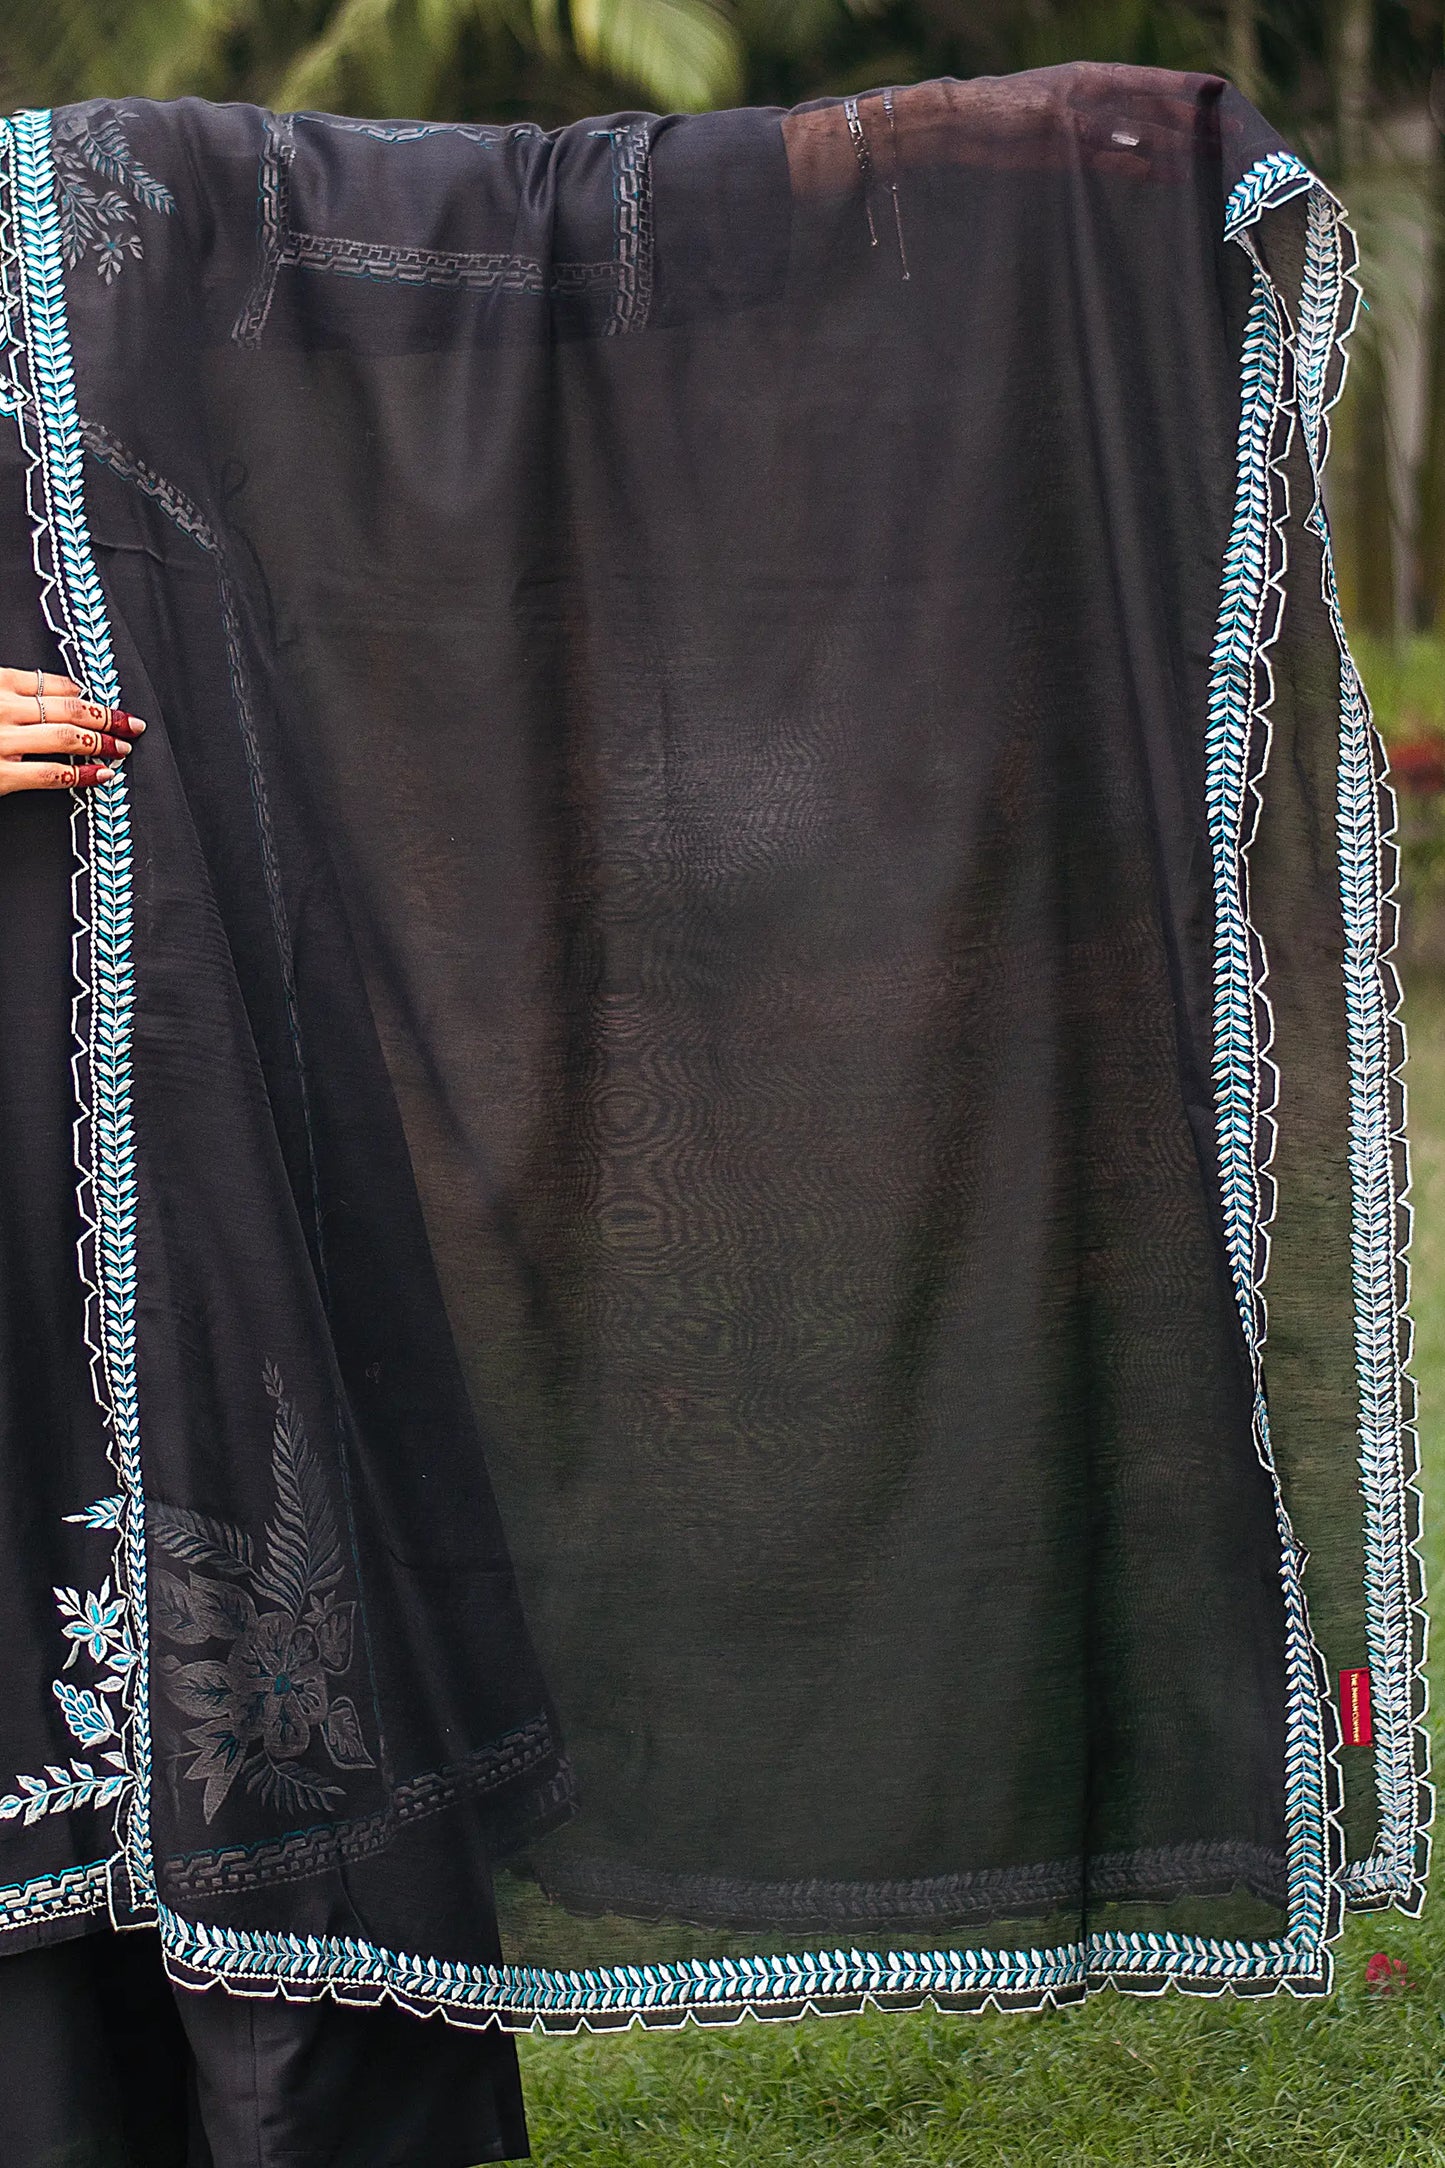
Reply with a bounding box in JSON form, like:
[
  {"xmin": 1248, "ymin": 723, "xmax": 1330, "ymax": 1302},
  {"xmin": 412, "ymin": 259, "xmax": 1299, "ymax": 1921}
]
[{"xmin": 0, "ymin": 63, "xmax": 1424, "ymax": 2042}]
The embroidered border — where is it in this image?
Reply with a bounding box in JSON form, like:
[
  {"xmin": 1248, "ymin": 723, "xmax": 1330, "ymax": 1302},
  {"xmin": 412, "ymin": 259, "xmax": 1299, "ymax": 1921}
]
[
  {"xmin": 294, "ymin": 116, "xmax": 535, "ymax": 146},
  {"xmin": 286, "ymin": 231, "xmax": 549, "ymax": 292},
  {"xmin": 0, "ymin": 201, "xmax": 19, "ymax": 416},
  {"xmin": 1199, "ymin": 202, "xmax": 1340, "ymax": 1971},
  {"xmin": 0, "ymin": 154, "xmax": 120, "ymax": 1940},
  {"xmin": 268, "ymin": 232, "xmax": 614, "ymax": 301},
  {"xmin": 159, "ymin": 1910, "xmax": 1330, "ymax": 2032},
  {"xmin": 1223, "ymin": 150, "xmax": 1316, "ymax": 243},
  {"xmin": 0, "ymin": 1860, "xmax": 110, "ymax": 1932},
  {"xmin": 231, "ymin": 112, "xmax": 616, "ymax": 346},
  {"xmin": 606, "ymin": 120, "xmax": 654, "ymax": 336},
  {"xmin": 1291, "ymin": 188, "xmax": 1430, "ymax": 1913},
  {"xmin": 0, "ymin": 109, "xmax": 153, "ymax": 1926},
  {"xmin": 533, "ymin": 1838, "xmax": 1290, "ymax": 1930},
  {"xmin": 231, "ymin": 112, "xmax": 294, "ymax": 346},
  {"xmin": 161, "ymin": 1717, "xmax": 565, "ymax": 1901},
  {"xmin": 1222, "ymin": 153, "xmax": 1431, "ymax": 1911}
]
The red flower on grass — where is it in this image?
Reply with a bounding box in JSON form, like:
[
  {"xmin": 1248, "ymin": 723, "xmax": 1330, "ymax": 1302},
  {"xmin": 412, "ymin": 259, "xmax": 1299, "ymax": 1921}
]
[
  {"xmin": 1388, "ymin": 737, "xmax": 1445, "ymax": 796},
  {"xmin": 1364, "ymin": 1951, "xmax": 1413, "ymax": 1994}
]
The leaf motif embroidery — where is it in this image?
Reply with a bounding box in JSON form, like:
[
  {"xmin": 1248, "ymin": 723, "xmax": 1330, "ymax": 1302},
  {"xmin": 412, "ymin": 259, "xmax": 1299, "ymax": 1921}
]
[
  {"xmin": 149, "ymin": 1502, "xmax": 256, "ymax": 1578},
  {"xmin": 64, "ymin": 1497, "xmax": 124, "ymax": 1531},
  {"xmin": 51, "ymin": 109, "xmax": 174, "ymax": 283},
  {"xmin": 152, "ymin": 1569, "xmax": 216, "ymax": 1646},
  {"xmin": 181, "ymin": 1720, "xmax": 250, "ymax": 1826},
  {"xmin": 314, "ymin": 1600, "xmax": 355, "ymax": 1676},
  {"xmin": 1, "ymin": 1513, "xmax": 136, "ymax": 1826},
  {"xmin": 320, "ymin": 1697, "xmax": 375, "ymax": 1772},
  {"xmin": 189, "ymin": 1577, "xmax": 258, "ymax": 1643},
  {"xmin": 159, "ymin": 1658, "xmax": 235, "ymax": 1722},
  {"xmin": 53, "ymin": 1680, "xmax": 117, "ymax": 1748},
  {"xmin": 153, "ymin": 1570, "xmax": 257, "ymax": 1649},
  {"xmin": 151, "ymin": 1363, "xmax": 374, "ymax": 1825},
  {"xmin": 244, "ymin": 1759, "xmax": 344, "ymax": 1817},
  {"xmin": 256, "ymin": 1361, "xmax": 343, "ymax": 1616},
  {"xmin": 1, "ymin": 1366, "xmax": 372, "ymax": 1835}
]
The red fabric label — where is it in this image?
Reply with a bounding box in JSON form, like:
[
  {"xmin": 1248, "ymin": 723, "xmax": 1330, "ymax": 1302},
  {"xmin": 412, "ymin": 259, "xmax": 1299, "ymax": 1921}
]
[{"xmin": 1340, "ymin": 1668, "xmax": 1374, "ymax": 1747}]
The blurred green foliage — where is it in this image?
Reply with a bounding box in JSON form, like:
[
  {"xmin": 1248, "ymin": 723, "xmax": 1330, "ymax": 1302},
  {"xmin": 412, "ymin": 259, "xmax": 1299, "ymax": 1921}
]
[
  {"xmin": 1355, "ymin": 634, "xmax": 1445, "ymax": 962},
  {"xmin": 0, "ymin": 1, "xmax": 1436, "ymax": 134},
  {"xmin": 1357, "ymin": 630, "xmax": 1445, "ymax": 739}
]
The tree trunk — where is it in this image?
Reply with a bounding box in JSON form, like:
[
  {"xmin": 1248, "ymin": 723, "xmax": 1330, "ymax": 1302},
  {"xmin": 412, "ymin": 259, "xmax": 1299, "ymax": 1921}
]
[
  {"xmin": 1342, "ymin": 331, "xmax": 1399, "ymax": 636},
  {"xmin": 1336, "ymin": 0, "xmax": 1373, "ymax": 171},
  {"xmin": 1332, "ymin": 0, "xmax": 1397, "ymax": 638},
  {"xmin": 1413, "ymin": 80, "xmax": 1445, "ymax": 629},
  {"xmin": 1225, "ymin": 0, "xmax": 1259, "ymax": 107}
]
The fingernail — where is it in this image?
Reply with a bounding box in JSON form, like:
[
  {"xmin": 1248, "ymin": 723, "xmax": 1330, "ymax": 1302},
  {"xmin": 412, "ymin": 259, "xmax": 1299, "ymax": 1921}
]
[
  {"xmin": 116, "ymin": 713, "xmax": 146, "ymax": 734},
  {"xmin": 102, "ymin": 736, "xmax": 131, "ymax": 758},
  {"xmin": 75, "ymin": 764, "xmax": 112, "ymax": 785}
]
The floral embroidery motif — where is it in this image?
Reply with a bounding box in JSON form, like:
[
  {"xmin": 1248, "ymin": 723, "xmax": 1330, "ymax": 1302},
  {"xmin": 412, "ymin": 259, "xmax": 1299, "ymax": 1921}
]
[
  {"xmin": 153, "ymin": 1363, "xmax": 374, "ymax": 1825},
  {"xmin": 0, "ymin": 1497, "xmax": 136, "ymax": 1827},
  {"xmin": 52, "ymin": 110, "xmax": 175, "ymax": 283}
]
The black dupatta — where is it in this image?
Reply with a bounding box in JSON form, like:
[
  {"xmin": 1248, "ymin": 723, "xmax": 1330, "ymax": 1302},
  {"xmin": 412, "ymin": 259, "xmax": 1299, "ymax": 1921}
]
[{"xmin": 0, "ymin": 65, "xmax": 1426, "ymax": 2030}]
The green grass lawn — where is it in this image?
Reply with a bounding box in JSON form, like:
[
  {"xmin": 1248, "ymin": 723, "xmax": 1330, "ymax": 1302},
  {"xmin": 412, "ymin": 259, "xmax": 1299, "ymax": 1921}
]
[{"xmin": 519, "ymin": 975, "xmax": 1445, "ymax": 2166}]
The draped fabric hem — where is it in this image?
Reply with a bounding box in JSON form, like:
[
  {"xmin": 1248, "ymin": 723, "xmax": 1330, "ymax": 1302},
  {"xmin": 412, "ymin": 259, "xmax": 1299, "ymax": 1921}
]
[
  {"xmin": 155, "ymin": 1908, "xmax": 1334, "ymax": 2032},
  {"xmin": 1223, "ymin": 150, "xmax": 1431, "ymax": 1918},
  {"xmin": 525, "ymin": 1836, "xmax": 1291, "ymax": 1930},
  {"xmin": 0, "ymin": 1861, "xmax": 111, "ymax": 1946},
  {"xmin": 1290, "ymin": 181, "xmax": 1431, "ymax": 1916}
]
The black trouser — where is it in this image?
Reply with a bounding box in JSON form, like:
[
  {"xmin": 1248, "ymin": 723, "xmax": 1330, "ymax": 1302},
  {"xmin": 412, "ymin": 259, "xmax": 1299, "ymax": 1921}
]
[{"xmin": 0, "ymin": 1928, "xmax": 528, "ymax": 2167}]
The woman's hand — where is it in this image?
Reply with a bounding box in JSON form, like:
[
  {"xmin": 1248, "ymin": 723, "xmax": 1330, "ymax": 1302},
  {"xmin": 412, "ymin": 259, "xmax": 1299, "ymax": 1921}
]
[{"xmin": 0, "ymin": 668, "xmax": 145, "ymax": 796}]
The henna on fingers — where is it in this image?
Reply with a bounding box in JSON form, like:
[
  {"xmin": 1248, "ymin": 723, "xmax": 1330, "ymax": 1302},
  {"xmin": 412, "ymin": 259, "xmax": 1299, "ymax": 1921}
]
[{"xmin": 0, "ymin": 666, "xmax": 146, "ymax": 796}]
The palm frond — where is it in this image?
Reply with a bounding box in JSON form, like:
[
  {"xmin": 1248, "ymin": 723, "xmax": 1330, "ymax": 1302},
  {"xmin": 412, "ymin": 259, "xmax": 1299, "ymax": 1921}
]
[
  {"xmin": 273, "ymin": 0, "xmax": 401, "ymax": 109},
  {"xmin": 136, "ymin": 0, "xmax": 265, "ymax": 101},
  {"xmin": 735, "ymin": 0, "xmax": 852, "ymax": 64},
  {"xmin": 569, "ymin": 0, "xmax": 742, "ymax": 111},
  {"xmin": 255, "ymin": 1366, "xmax": 344, "ymax": 1615},
  {"xmin": 149, "ymin": 1502, "xmax": 257, "ymax": 1580},
  {"xmin": 1015, "ymin": 0, "xmax": 1211, "ymax": 72}
]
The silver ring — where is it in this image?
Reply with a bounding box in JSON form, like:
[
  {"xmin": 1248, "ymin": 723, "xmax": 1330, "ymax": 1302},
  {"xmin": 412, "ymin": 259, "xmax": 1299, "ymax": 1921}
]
[{"xmin": 34, "ymin": 666, "xmax": 45, "ymax": 728}]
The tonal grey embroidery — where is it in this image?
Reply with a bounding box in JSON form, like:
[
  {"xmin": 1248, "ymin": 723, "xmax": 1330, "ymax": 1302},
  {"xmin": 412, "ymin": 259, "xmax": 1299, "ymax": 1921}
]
[
  {"xmin": 52, "ymin": 110, "xmax": 175, "ymax": 282},
  {"xmin": 152, "ymin": 1362, "xmax": 375, "ymax": 1825},
  {"xmin": 231, "ymin": 110, "xmax": 617, "ymax": 344},
  {"xmin": 591, "ymin": 121, "xmax": 654, "ymax": 336},
  {"xmin": 293, "ymin": 115, "xmax": 535, "ymax": 146},
  {"xmin": 160, "ymin": 1721, "xmax": 568, "ymax": 1900}
]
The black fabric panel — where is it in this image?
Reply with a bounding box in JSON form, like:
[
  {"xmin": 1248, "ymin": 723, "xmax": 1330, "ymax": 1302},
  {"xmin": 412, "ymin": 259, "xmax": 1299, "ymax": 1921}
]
[
  {"xmin": 0, "ymin": 1932, "xmax": 202, "ymax": 2168},
  {"xmin": 0, "ymin": 433, "xmax": 121, "ymax": 1946},
  {"xmin": 0, "ymin": 1929, "xmax": 529, "ymax": 2166},
  {"xmin": 2, "ymin": 62, "xmax": 1360, "ymax": 2007},
  {"xmin": 61, "ymin": 69, "xmax": 1289, "ymax": 1941}
]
